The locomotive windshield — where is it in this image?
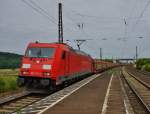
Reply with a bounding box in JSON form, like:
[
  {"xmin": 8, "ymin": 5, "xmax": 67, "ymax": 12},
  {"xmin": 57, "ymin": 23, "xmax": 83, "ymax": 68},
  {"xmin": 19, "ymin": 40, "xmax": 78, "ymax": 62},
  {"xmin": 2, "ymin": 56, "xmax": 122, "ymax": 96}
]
[{"xmin": 26, "ymin": 47, "xmax": 55, "ymax": 58}]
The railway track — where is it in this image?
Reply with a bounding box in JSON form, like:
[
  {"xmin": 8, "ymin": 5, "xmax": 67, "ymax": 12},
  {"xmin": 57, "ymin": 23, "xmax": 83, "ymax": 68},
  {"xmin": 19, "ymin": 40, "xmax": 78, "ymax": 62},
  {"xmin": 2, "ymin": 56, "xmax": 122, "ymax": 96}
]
[
  {"xmin": 135, "ymin": 69, "xmax": 150, "ymax": 76},
  {"xmin": 122, "ymin": 67, "xmax": 150, "ymax": 113},
  {"xmin": 126, "ymin": 67, "xmax": 150, "ymax": 86},
  {"xmin": 0, "ymin": 91, "xmax": 46, "ymax": 114}
]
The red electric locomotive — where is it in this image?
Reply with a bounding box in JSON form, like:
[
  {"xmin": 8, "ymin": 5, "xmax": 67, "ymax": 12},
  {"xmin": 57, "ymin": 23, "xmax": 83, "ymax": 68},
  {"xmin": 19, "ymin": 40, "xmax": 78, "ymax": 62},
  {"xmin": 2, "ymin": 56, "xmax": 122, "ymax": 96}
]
[{"xmin": 18, "ymin": 42, "xmax": 94, "ymax": 89}]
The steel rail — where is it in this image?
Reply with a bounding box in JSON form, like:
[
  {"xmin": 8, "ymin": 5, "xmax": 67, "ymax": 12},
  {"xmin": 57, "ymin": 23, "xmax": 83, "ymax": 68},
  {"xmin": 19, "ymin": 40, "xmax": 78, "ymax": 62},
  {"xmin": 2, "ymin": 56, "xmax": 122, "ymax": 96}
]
[
  {"xmin": 0, "ymin": 91, "xmax": 31, "ymax": 105},
  {"xmin": 125, "ymin": 69, "xmax": 150, "ymax": 89},
  {"xmin": 122, "ymin": 68, "xmax": 150, "ymax": 113},
  {"xmin": 127, "ymin": 67, "xmax": 150, "ymax": 76},
  {"xmin": 0, "ymin": 91, "xmax": 47, "ymax": 113},
  {"xmin": 135, "ymin": 69, "xmax": 150, "ymax": 76}
]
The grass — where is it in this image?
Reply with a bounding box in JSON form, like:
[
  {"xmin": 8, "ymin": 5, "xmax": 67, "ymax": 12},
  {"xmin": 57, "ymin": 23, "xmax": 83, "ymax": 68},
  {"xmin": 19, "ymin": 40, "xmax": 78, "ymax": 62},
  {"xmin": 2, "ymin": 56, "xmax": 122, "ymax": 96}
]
[
  {"xmin": 0, "ymin": 76, "xmax": 18, "ymax": 93},
  {"xmin": 0, "ymin": 69, "xmax": 19, "ymax": 93},
  {"xmin": 136, "ymin": 59, "xmax": 150, "ymax": 72},
  {"xmin": 0, "ymin": 69, "xmax": 18, "ymax": 76}
]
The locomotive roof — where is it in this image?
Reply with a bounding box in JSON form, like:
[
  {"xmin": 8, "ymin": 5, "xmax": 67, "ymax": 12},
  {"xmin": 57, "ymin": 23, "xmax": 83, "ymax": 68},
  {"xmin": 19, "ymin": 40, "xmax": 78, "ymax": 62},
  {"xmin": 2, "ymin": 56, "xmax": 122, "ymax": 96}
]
[{"xmin": 28, "ymin": 42, "xmax": 91, "ymax": 57}]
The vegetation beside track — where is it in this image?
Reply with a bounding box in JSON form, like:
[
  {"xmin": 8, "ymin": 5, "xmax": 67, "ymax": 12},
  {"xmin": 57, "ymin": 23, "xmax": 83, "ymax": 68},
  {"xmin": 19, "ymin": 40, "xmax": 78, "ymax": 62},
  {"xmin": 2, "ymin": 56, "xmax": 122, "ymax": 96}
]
[
  {"xmin": 0, "ymin": 69, "xmax": 19, "ymax": 93},
  {"xmin": 136, "ymin": 58, "xmax": 150, "ymax": 71},
  {"xmin": 0, "ymin": 52, "xmax": 22, "ymax": 69},
  {"xmin": 0, "ymin": 76, "xmax": 18, "ymax": 93},
  {"xmin": 0, "ymin": 69, "xmax": 18, "ymax": 76}
]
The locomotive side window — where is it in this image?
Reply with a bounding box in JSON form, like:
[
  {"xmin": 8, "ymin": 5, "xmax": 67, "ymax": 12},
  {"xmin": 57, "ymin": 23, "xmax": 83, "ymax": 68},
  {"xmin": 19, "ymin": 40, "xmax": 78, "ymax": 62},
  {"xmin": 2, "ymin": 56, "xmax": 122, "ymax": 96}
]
[
  {"xmin": 61, "ymin": 51, "xmax": 66, "ymax": 59},
  {"xmin": 26, "ymin": 47, "xmax": 55, "ymax": 58}
]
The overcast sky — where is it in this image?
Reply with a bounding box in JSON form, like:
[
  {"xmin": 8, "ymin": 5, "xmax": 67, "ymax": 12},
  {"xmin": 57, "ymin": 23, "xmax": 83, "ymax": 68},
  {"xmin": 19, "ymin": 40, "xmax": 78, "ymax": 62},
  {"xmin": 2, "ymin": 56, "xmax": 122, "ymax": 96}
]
[{"xmin": 0, "ymin": 0, "xmax": 150, "ymax": 58}]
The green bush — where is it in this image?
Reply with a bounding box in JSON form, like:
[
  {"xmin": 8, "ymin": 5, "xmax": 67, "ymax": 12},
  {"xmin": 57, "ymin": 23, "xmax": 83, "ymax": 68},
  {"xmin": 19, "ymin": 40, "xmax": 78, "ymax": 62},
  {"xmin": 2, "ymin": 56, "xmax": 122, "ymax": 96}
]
[
  {"xmin": 0, "ymin": 76, "xmax": 18, "ymax": 93},
  {"xmin": 0, "ymin": 79, "xmax": 5, "ymax": 92},
  {"xmin": 0, "ymin": 52, "xmax": 22, "ymax": 69},
  {"xmin": 9, "ymin": 78, "xmax": 17, "ymax": 90},
  {"xmin": 136, "ymin": 59, "xmax": 150, "ymax": 71},
  {"xmin": 142, "ymin": 64, "xmax": 150, "ymax": 72}
]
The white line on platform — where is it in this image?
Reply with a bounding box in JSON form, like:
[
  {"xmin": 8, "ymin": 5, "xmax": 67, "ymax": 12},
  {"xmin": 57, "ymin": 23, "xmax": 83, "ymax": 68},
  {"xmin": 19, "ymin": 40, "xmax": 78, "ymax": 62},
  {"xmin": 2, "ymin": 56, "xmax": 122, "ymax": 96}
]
[
  {"xmin": 101, "ymin": 74, "xmax": 114, "ymax": 114},
  {"xmin": 37, "ymin": 74, "xmax": 100, "ymax": 114}
]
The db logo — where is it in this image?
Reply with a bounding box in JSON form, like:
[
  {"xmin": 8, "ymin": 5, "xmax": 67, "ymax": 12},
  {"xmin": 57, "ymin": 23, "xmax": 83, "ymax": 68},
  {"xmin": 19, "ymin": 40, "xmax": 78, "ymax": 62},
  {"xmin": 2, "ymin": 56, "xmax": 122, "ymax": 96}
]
[{"xmin": 36, "ymin": 60, "xmax": 40, "ymax": 63}]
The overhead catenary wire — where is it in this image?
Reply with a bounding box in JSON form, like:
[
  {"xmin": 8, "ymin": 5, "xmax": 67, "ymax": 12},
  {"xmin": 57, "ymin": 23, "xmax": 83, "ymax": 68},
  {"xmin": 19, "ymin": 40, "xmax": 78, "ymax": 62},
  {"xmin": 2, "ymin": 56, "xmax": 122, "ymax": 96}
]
[
  {"xmin": 65, "ymin": 3, "xmax": 150, "ymax": 40},
  {"xmin": 137, "ymin": 38, "xmax": 149, "ymax": 57},
  {"xmin": 64, "ymin": 6, "xmax": 122, "ymax": 20},
  {"xmin": 63, "ymin": 9, "xmax": 103, "ymax": 40},
  {"xmin": 21, "ymin": 0, "xmax": 57, "ymax": 25},
  {"xmin": 21, "ymin": 0, "xmax": 79, "ymax": 38},
  {"xmin": 132, "ymin": 0, "xmax": 150, "ymax": 32},
  {"xmin": 29, "ymin": 0, "xmax": 57, "ymax": 23},
  {"xmin": 64, "ymin": 6, "xmax": 147, "ymax": 22},
  {"xmin": 63, "ymin": 8, "xmax": 130, "ymax": 43},
  {"xmin": 126, "ymin": 0, "xmax": 150, "ymax": 57},
  {"xmin": 135, "ymin": 0, "xmax": 150, "ymax": 24}
]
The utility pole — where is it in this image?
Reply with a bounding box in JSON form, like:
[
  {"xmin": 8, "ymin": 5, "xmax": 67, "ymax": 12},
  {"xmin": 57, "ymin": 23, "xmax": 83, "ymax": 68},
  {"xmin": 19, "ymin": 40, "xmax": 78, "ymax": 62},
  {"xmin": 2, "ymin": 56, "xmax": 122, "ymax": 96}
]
[
  {"xmin": 136, "ymin": 46, "xmax": 138, "ymax": 61},
  {"xmin": 100, "ymin": 48, "xmax": 102, "ymax": 60},
  {"xmin": 58, "ymin": 2, "xmax": 63, "ymax": 43}
]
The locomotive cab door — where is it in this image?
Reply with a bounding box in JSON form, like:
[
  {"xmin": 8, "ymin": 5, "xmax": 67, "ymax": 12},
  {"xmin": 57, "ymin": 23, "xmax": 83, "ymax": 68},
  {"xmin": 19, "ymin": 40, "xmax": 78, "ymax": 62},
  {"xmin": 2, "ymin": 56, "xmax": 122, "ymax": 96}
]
[
  {"xmin": 65, "ymin": 51, "xmax": 69, "ymax": 76},
  {"xmin": 61, "ymin": 51, "xmax": 69, "ymax": 76}
]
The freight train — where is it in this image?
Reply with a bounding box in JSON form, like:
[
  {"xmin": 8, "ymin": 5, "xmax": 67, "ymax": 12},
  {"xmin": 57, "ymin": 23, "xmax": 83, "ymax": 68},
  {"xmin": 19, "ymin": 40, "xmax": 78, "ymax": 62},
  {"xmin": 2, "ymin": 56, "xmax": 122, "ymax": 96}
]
[{"xmin": 18, "ymin": 42, "xmax": 117, "ymax": 89}]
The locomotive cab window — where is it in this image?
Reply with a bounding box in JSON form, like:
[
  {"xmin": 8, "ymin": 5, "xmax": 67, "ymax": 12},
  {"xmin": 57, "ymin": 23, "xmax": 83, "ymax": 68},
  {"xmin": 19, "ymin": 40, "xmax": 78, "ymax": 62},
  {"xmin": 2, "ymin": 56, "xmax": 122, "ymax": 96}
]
[
  {"xmin": 61, "ymin": 51, "xmax": 66, "ymax": 59},
  {"xmin": 26, "ymin": 47, "xmax": 55, "ymax": 58}
]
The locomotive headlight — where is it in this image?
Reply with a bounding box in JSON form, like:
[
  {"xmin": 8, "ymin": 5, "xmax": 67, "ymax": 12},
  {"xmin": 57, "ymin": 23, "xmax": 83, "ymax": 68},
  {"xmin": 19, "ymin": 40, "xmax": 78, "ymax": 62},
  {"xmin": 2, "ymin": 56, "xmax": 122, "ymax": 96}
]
[
  {"xmin": 22, "ymin": 64, "xmax": 31, "ymax": 68},
  {"xmin": 43, "ymin": 65, "xmax": 51, "ymax": 70}
]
